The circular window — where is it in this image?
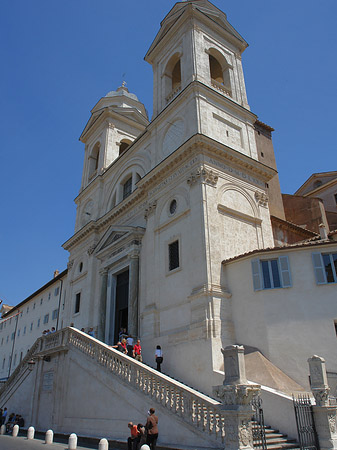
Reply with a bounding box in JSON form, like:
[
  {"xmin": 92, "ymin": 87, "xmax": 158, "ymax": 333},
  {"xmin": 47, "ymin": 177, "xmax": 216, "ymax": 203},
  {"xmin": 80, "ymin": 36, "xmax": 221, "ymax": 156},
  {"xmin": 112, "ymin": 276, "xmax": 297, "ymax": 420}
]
[
  {"xmin": 79, "ymin": 262, "xmax": 83, "ymax": 273},
  {"xmin": 169, "ymin": 199, "xmax": 177, "ymax": 215}
]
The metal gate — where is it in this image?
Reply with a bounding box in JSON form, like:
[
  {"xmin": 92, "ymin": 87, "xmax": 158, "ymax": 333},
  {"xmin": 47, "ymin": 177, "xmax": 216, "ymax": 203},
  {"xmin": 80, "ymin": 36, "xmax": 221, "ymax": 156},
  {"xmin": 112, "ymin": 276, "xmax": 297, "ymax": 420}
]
[
  {"xmin": 252, "ymin": 396, "xmax": 267, "ymax": 450},
  {"xmin": 293, "ymin": 394, "xmax": 319, "ymax": 450}
]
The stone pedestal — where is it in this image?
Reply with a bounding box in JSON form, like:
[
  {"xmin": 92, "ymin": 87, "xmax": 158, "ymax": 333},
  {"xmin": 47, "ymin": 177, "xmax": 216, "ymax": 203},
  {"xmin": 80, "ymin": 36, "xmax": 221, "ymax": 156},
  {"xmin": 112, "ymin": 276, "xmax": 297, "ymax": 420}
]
[
  {"xmin": 308, "ymin": 355, "xmax": 337, "ymax": 450},
  {"xmin": 213, "ymin": 345, "xmax": 260, "ymax": 450}
]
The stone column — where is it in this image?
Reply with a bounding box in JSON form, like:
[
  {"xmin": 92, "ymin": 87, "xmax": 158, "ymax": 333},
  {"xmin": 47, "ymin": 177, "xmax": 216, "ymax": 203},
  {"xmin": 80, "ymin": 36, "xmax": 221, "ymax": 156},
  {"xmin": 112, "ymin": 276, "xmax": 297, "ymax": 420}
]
[
  {"xmin": 98, "ymin": 269, "xmax": 108, "ymax": 341},
  {"xmin": 128, "ymin": 252, "xmax": 139, "ymax": 338},
  {"xmin": 308, "ymin": 355, "xmax": 337, "ymax": 450},
  {"xmin": 213, "ymin": 345, "xmax": 260, "ymax": 450}
]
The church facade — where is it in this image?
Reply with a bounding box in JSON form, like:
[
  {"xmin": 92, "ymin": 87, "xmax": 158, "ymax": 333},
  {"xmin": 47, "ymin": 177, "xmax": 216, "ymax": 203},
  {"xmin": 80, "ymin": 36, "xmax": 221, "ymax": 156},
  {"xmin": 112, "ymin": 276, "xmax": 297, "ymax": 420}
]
[{"xmin": 1, "ymin": 0, "xmax": 337, "ymax": 408}]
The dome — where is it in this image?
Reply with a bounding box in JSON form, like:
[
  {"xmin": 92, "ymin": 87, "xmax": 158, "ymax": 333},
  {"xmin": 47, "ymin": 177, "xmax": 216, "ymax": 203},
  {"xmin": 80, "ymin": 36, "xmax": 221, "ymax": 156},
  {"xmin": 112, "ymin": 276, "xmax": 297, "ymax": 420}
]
[{"xmin": 105, "ymin": 84, "xmax": 139, "ymax": 102}]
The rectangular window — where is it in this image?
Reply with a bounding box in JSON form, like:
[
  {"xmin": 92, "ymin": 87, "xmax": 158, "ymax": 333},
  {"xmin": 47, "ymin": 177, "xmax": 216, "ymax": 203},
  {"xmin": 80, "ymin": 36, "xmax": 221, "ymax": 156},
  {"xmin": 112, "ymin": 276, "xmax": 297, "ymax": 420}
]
[
  {"xmin": 33, "ymin": 302, "xmax": 36, "ymax": 310},
  {"xmin": 251, "ymin": 256, "xmax": 292, "ymax": 291},
  {"xmin": 30, "ymin": 322, "xmax": 33, "ymax": 331},
  {"xmin": 6, "ymin": 336, "xmax": 9, "ymax": 343},
  {"xmin": 17, "ymin": 329, "xmax": 20, "ymax": 337},
  {"xmin": 48, "ymin": 293, "xmax": 51, "ymax": 300},
  {"xmin": 44, "ymin": 314, "xmax": 49, "ymax": 324},
  {"xmin": 23, "ymin": 326, "xmax": 26, "ymax": 335},
  {"xmin": 26, "ymin": 306, "xmax": 29, "ymax": 314},
  {"xmin": 40, "ymin": 298, "xmax": 43, "ymax": 305},
  {"xmin": 169, "ymin": 240, "xmax": 180, "ymax": 271},
  {"xmin": 334, "ymin": 193, "xmax": 337, "ymax": 205},
  {"xmin": 52, "ymin": 309, "xmax": 58, "ymax": 320},
  {"xmin": 11, "ymin": 332, "xmax": 15, "ymax": 340},
  {"xmin": 123, "ymin": 177, "xmax": 132, "ymax": 200},
  {"xmin": 312, "ymin": 252, "xmax": 337, "ymax": 284},
  {"xmin": 37, "ymin": 318, "xmax": 40, "ymax": 328},
  {"xmin": 75, "ymin": 293, "xmax": 81, "ymax": 314},
  {"xmin": 54, "ymin": 287, "xmax": 59, "ymax": 296}
]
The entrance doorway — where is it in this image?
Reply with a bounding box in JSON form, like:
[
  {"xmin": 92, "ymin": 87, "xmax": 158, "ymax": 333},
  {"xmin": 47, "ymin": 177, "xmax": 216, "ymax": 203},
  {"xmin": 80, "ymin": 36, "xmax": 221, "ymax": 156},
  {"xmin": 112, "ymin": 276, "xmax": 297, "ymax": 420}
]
[{"xmin": 114, "ymin": 269, "xmax": 129, "ymax": 343}]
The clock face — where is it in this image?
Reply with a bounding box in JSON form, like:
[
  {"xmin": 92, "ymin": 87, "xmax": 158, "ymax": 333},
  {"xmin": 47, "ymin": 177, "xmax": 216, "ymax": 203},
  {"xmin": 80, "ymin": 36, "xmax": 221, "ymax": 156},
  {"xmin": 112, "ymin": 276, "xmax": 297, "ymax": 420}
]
[
  {"xmin": 162, "ymin": 119, "xmax": 184, "ymax": 157},
  {"xmin": 81, "ymin": 200, "xmax": 93, "ymax": 226}
]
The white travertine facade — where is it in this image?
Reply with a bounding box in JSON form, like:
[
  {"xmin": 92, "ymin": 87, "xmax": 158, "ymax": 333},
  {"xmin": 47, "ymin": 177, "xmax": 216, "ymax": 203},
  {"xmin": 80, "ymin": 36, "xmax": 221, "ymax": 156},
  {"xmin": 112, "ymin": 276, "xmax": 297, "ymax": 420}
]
[{"xmin": 1, "ymin": 2, "xmax": 337, "ymax": 445}]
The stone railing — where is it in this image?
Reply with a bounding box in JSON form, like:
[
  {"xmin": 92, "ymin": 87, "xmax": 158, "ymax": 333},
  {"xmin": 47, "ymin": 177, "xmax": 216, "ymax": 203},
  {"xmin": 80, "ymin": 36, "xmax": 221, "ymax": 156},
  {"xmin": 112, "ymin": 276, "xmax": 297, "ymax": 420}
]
[
  {"xmin": 166, "ymin": 84, "xmax": 182, "ymax": 103},
  {"xmin": 211, "ymin": 78, "xmax": 232, "ymax": 97},
  {"xmin": 0, "ymin": 337, "xmax": 42, "ymax": 398},
  {"xmin": 66, "ymin": 328, "xmax": 226, "ymax": 442}
]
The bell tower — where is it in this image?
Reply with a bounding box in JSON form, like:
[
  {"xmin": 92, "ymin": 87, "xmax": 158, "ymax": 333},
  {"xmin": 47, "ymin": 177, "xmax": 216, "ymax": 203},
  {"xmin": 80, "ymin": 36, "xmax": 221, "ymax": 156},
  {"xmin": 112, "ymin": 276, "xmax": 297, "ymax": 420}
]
[{"xmin": 145, "ymin": 0, "xmax": 250, "ymax": 118}]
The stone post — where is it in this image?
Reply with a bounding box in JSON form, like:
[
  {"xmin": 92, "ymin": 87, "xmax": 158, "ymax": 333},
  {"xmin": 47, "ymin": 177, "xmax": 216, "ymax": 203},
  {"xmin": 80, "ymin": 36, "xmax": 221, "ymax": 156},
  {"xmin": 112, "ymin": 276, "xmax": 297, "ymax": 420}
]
[
  {"xmin": 98, "ymin": 269, "xmax": 108, "ymax": 341},
  {"xmin": 308, "ymin": 355, "xmax": 337, "ymax": 450},
  {"xmin": 0, "ymin": 424, "xmax": 6, "ymax": 435},
  {"xmin": 68, "ymin": 433, "xmax": 77, "ymax": 449},
  {"xmin": 27, "ymin": 426, "xmax": 35, "ymax": 439},
  {"xmin": 12, "ymin": 424, "xmax": 19, "ymax": 437},
  {"xmin": 45, "ymin": 429, "xmax": 54, "ymax": 444},
  {"xmin": 98, "ymin": 438, "xmax": 109, "ymax": 450},
  {"xmin": 128, "ymin": 252, "xmax": 139, "ymax": 338},
  {"xmin": 213, "ymin": 345, "xmax": 260, "ymax": 450}
]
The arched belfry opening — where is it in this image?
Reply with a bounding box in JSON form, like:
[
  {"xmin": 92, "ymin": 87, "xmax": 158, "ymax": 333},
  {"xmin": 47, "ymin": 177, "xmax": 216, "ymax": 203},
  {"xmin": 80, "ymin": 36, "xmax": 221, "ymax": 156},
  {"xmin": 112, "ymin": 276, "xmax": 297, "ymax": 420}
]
[
  {"xmin": 208, "ymin": 49, "xmax": 232, "ymax": 97},
  {"xmin": 88, "ymin": 142, "xmax": 100, "ymax": 179},
  {"xmin": 164, "ymin": 53, "xmax": 182, "ymax": 103},
  {"xmin": 119, "ymin": 139, "xmax": 132, "ymax": 156}
]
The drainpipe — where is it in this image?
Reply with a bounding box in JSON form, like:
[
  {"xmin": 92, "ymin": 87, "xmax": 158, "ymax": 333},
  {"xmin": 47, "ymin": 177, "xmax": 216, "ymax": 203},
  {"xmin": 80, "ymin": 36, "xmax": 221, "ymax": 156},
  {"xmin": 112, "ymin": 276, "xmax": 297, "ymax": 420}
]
[{"xmin": 8, "ymin": 312, "xmax": 20, "ymax": 378}]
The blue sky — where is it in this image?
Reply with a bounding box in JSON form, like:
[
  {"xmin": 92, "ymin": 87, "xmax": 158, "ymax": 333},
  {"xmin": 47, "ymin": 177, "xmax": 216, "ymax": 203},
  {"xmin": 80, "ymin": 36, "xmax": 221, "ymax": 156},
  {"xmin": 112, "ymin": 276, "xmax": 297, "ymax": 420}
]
[{"xmin": 1, "ymin": 0, "xmax": 336, "ymax": 306}]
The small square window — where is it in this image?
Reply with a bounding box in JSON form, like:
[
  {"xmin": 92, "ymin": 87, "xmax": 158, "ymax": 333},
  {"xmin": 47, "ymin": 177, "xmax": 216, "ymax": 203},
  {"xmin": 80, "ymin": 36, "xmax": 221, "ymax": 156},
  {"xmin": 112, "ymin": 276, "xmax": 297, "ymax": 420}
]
[
  {"xmin": 169, "ymin": 240, "xmax": 180, "ymax": 271},
  {"xmin": 40, "ymin": 298, "xmax": 43, "ymax": 305},
  {"xmin": 75, "ymin": 293, "xmax": 81, "ymax": 314},
  {"xmin": 37, "ymin": 318, "xmax": 40, "ymax": 328},
  {"xmin": 54, "ymin": 287, "xmax": 59, "ymax": 296},
  {"xmin": 30, "ymin": 322, "xmax": 33, "ymax": 331},
  {"xmin": 52, "ymin": 309, "xmax": 58, "ymax": 320}
]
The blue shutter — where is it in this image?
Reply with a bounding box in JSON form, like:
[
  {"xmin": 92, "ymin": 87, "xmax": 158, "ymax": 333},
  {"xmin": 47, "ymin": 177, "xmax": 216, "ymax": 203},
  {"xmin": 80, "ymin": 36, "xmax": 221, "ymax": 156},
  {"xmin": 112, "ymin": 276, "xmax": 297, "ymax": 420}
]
[
  {"xmin": 312, "ymin": 252, "xmax": 327, "ymax": 284},
  {"xmin": 278, "ymin": 255, "xmax": 292, "ymax": 287},
  {"xmin": 251, "ymin": 259, "xmax": 262, "ymax": 291}
]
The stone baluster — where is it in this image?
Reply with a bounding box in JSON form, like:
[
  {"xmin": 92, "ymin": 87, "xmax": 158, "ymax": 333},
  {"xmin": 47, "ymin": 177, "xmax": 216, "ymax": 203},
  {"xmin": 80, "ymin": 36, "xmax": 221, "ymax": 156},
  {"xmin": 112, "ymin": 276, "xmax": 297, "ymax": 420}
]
[
  {"xmin": 308, "ymin": 355, "xmax": 337, "ymax": 450},
  {"xmin": 213, "ymin": 345, "xmax": 260, "ymax": 450}
]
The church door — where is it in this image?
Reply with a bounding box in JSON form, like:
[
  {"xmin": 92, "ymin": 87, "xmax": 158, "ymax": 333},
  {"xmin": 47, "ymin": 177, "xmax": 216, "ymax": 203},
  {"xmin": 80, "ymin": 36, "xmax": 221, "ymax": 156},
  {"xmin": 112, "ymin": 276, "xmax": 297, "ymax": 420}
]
[{"xmin": 114, "ymin": 269, "xmax": 129, "ymax": 343}]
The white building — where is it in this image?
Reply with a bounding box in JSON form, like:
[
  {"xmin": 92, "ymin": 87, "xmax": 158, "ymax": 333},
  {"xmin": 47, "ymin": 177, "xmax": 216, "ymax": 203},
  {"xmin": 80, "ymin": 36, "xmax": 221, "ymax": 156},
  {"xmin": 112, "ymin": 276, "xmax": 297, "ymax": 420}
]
[{"xmin": 1, "ymin": 1, "xmax": 336, "ymax": 446}]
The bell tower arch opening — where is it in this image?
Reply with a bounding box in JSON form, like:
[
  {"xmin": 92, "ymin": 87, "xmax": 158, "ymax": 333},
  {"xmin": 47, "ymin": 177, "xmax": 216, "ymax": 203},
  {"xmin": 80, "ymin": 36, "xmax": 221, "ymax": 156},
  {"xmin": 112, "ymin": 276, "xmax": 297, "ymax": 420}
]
[
  {"xmin": 88, "ymin": 142, "xmax": 100, "ymax": 180},
  {"xmin": 208, "ymin": 48, "xmax": 232, "ymax": 97},
  {"xmin": 164, "ymin": 52, "xmax": 182, "ymax": 103}
]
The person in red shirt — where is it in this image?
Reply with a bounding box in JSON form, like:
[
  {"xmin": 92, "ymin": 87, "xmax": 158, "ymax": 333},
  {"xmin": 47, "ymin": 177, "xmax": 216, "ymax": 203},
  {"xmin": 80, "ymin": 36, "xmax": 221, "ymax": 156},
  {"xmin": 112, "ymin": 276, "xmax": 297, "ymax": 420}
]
[
  {"xmin": 133, "ymin": 339, "xmax": 142, "ymax": 362},
  {"xmin": 127, "ymin": 422, "xmax": 139, "ymax": 450}
]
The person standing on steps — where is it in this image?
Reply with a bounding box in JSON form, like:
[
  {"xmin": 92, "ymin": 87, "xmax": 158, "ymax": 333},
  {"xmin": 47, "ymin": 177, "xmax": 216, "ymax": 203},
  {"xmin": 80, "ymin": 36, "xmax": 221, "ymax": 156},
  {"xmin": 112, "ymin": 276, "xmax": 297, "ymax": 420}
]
[
  {"xmin": 155, "ymin": 345, "xmax": 163, "ymax": 372},
  {"xmin": 146, "ymin": 408, "xmax": 158, "ymax": 450},
  {"xmin": 133, "ymin": 339, "xmax": 142, "ymax": 362}
]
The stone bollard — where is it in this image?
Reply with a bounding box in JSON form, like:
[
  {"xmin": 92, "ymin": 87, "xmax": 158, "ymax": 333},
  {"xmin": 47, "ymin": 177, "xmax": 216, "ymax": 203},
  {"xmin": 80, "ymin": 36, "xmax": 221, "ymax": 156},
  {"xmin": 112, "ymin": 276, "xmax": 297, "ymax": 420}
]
[
  {"xmin": 0, "ymin": 424, "xmax": 6, "ymax": 435},
  {"xmin": 68, "ymin": 433, "xmax": 77, "ymax": 450},
  {"xmin": 27, "ymin": 426, "xmax": 35, "ymax": 440},
  {"xmin": 213, "ymin": 345, "xmax": 260, "ymax": 450},
  {"xmin": 12, "ymin": 424, "xmax": 19, "ymax": 437},
  {"xmin": 308, "ymin": 355, "xmax": 337, "ymax": 450},
  {"xmin": 98, "ymin": 438, "xmax": 109, "ymax": 450},
  {"xmin": 140, "ymin": 445, "xmax": 150, "ymax": 450},
  {"xmin": 45, "ymin": 429, "xmax": 54, "ymax": 444}
]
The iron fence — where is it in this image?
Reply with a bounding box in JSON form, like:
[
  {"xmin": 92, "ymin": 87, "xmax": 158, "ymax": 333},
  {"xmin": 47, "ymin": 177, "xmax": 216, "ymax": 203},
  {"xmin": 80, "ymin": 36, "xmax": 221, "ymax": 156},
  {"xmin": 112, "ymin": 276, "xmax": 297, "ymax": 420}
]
[{"xmin": 293, "ymin": 394, "xmax": 319, "ymax": 450}]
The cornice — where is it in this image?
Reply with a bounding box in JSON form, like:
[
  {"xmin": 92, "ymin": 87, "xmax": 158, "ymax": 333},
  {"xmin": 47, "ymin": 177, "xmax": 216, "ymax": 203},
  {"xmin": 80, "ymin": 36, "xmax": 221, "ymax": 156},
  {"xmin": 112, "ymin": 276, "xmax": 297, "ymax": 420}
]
[{"xmin": 64, "ymin": 133, "xmax": 276, "ymax": 252}]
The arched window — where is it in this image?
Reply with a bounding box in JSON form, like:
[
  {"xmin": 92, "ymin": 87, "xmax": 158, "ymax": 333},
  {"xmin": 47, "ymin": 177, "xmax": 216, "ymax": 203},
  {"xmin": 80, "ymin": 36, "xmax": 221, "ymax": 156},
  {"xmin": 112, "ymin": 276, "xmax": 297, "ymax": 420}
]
[
  {"xmin": 208, "ymin": 49, "xmax": 232, "ymax": 97},
  {"xmin": 88, "ymin": 142, "xmax": 100, "ymax": 179},
  {"xmin": 164, "ymin": 53, "xmax": 182, "ymax": 103},
  {"xmin": 119, "ymin": 139, "xmax": 132, "ymax": 156},
  {"xmin": 123, "ymin": 177, "xmax": 132, "ymax": 200}
]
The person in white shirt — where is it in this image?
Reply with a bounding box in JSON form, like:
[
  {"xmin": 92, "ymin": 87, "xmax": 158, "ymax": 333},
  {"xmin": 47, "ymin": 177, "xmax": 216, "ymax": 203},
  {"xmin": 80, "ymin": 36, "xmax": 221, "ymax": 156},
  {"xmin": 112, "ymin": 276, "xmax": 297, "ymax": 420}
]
[{"xmin": 155, "ymin": 345, "xmax": 163, "ymax": 372}]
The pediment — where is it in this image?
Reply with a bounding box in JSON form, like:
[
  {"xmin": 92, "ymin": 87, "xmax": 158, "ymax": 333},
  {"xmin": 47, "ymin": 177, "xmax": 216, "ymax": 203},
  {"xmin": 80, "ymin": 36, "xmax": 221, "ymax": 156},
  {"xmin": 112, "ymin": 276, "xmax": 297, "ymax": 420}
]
[
  {"xmin": 145, "ymin": 0, "xmax": 247, "ymax": 61},
  {"xmin": 94, "ymin": 226, "xmax": 145, "ymax": 256}
]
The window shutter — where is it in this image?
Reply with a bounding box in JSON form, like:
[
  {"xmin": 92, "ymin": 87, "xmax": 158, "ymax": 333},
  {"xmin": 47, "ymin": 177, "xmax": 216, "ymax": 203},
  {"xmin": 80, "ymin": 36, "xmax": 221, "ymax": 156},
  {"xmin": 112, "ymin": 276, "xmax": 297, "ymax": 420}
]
[
  {"xmin": 312, "ymin": 253, "xmax": 327, "ymax": 284},
  {"xmin": 279, "ymin": 255, "xmax": 292, "ymax": 287},
  {"xmin": 251, "ymin": 259, "xmax": 262, "ymax": 291}
]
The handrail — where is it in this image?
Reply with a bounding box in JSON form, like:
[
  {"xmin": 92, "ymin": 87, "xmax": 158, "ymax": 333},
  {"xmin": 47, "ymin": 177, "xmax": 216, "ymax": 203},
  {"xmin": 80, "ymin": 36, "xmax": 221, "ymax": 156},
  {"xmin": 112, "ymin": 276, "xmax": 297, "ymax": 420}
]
[
  {"xmin": 0, "ymin": 327, "xmax": 227, "ymax": 442},
  {"xmin": 0, "ymin": 337, "xmax": 41, "ymax": 397},
  {"xmin": 66, "ymin": 328, "xmax": 226, "ymax": 442}
]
